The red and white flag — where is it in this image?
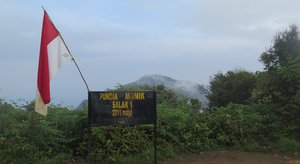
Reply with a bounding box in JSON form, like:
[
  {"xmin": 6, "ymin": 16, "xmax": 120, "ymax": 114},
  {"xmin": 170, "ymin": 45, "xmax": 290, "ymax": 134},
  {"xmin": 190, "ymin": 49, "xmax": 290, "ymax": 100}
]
[{"xmin": 35, "ymin": 10, "xmax": 73, "ymax": 115}]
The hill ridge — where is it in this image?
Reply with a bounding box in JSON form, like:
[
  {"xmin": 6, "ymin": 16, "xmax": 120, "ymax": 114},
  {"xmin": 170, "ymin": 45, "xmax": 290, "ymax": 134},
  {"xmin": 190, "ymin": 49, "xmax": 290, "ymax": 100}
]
[{"xmin": 126, "ymin": 74, "xmax": 209, "ymax": 107}]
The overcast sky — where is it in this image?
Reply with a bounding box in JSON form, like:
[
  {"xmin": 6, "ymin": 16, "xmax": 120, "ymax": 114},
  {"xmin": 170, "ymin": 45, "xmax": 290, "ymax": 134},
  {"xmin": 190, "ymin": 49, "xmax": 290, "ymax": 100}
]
[{"xmin": 1, "ymin": 0, "xmax": 300, "ymax": 107}]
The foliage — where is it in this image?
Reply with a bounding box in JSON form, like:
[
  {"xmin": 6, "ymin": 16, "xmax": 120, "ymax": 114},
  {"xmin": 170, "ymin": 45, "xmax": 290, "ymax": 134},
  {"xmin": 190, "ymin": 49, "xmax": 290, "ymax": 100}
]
[
  {"xmin": 89, "ymin": 126, "xmax": 151, "ymax": 161},
  {"xmin": 253, "ymin": 25, "xmax": 300, "ymax": 139},
  {"xmin": 207, "ymin": 104, "xmax": 266, "ymax": 149},
  {"xmin": 276, "ymin": 137, "xmax": 300, "ymax": 153},
  {"xmin": 260, "ymin": 24, "xmax": 300, "ymax": 70},
  {"xmin": 0, "ymin": 100, "xmax": 85, "ymax": 163},
  {"xmin": 207, "ymin": 69, "xmax": 256, "ymax": 107},
  {"xmin": 1, "ymin": 83, "xmax": 300, "ymax": 163},
  {"xmin": 189, "ymin": 98, "xmax": 202, "ymax": 111},
  {"xmin": 1, "ymin": 25, "xmax": 300, "ymax": 163},
  {"xmin": 257, "ymin": 25, "xmax": 300, "ymax": 104}
]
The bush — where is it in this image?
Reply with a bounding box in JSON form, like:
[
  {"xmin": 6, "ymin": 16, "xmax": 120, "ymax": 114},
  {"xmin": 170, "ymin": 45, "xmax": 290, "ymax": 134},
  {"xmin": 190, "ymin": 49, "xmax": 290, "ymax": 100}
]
[
  {"xmin": 277, "ymin": 137, "xmax": 300, "ymax": 153},
  {"xmin": 1, "ymin": 84, "xmax": 300, "ymax": 162},
  {"xmin": 244, "ymin": 142, "xmax": 264, "ymax": 152},
  {"xmin": 207, "ymin": 104, "xmax": 264, "ymax": 147}
]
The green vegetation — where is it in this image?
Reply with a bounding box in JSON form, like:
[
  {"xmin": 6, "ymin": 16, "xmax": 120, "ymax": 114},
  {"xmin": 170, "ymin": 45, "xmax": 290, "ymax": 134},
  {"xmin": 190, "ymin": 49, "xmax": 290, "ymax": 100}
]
[
  {"xmin": 1, "ymin": 25, "xmax": 300, "ymax": 163},
  {"xmin": 207, "ymin": 69, "xmax": 256, "ymax": 107}
]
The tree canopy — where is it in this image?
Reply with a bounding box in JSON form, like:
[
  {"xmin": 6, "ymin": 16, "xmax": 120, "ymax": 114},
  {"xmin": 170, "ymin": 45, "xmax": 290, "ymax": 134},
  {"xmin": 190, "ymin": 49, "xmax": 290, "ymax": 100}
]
[
  {"xmin": 254, "ymin": 25, "xmax": 300, "ymax": 106},
  {"xmin": 260, "ymin": 24, "xmax": 300, "ymax": 70},
  {"xmin": 207, "ymin": 69, "xmax": 256, "ymax": 108}
]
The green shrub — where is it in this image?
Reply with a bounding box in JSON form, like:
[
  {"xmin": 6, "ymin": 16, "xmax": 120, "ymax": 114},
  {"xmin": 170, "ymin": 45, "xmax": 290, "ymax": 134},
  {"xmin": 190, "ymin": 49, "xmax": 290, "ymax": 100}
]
[
  {"xmin": 1, "ymin": 83, "xmax": 300, "ymax": 163},
  {"xmin": 277, "ymin": 137, "xmax": 300, "ymax": 152},
  {"xmin": 207, "ymin": 104, "xmax": 264, "ymax": 147},
  {"xmin": 244, "ymin": 142, "xmax": 264, "ymax": 152}
]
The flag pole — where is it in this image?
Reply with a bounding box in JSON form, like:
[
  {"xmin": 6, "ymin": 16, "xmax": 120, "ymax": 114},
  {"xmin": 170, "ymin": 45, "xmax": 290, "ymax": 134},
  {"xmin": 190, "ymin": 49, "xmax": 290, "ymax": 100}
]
[
  {"xmin": 72, "ymin": 58, "xmax": 90, "ymax": 92},
  {"xmin": 57, "ymin": 24, "xmax": 92, "ymax": 164},
  {"xmin": 60, "ymin": 35, "xmax": 90, "ymax": 92},
  {"xmin": 56, "ymin": 20, "xmax": 92, "ymax": 162}
]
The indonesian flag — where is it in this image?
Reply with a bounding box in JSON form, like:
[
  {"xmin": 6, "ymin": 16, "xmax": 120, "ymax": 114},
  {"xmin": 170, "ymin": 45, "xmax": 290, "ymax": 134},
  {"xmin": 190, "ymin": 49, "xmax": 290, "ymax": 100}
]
[{"xmin": 35, "ymin": 10, "xmax": 73, "ymax": 115}]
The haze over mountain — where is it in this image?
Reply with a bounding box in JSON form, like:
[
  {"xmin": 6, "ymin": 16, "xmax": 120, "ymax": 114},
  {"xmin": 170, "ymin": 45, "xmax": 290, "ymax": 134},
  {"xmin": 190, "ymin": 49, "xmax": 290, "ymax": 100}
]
[
  {"xmin": 126, "ymin": 74, "xmax": 209, "ymax": 107},
  {"xmin": 77, "ymin": 74, "xmax": 210, "ymax": 109}
]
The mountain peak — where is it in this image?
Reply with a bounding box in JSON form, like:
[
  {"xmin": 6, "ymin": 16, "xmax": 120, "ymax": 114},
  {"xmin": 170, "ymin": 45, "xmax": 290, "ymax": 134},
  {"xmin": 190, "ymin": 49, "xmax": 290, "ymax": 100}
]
[
  {"xmin": 135, "ymin": 74, "xmax": 177, "ymax": 85},
  {"xmin": 127, "ymin": 74, "xmax": 209, "ymax": 107}
]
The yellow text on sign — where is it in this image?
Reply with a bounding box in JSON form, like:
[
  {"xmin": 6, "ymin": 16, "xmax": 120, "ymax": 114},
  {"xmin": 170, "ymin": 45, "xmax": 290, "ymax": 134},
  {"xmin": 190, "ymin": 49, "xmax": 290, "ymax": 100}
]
[
  {"xmin": 99, "ymin": 93, "xmax": 118, "ymax": 100},
  {"xmin": 125, "ymin": 92, "xmax": 145, "ymax": 100},
  {"xmin": 112, "ymin": 109, "xmax": 133, "ymax": 118},
  {"xmin": 112, "ymin": 101, "xmax": 133, "ymax": 109}
]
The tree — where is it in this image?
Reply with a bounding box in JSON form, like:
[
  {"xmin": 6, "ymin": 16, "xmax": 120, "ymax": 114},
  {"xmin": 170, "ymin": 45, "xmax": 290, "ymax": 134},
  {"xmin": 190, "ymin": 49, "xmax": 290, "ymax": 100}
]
[
  {"xmin": 254, "ymin": 25, "xmax": 300, "ymax": 105},
  {"xmin": 189, "ymin": 98, "xmax": 202, "ymax": 111},
  {"xmin": 253, "ymin": 25, "xmax": 300, "ymax": 135},
  {"xmin": 207, "ymin": 69, "xmax": 256, "ymax": 108},
  {"xmin": 260, "ymin": 25, "xmax": 300, "ymax": 70}
]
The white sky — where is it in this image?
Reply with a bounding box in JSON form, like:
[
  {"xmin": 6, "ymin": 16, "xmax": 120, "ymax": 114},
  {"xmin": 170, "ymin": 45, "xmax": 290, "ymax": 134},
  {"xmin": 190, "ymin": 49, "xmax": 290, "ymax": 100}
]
[{"xmin": 1, "ymin": 0, "xmax": 300, "ymax": 107}]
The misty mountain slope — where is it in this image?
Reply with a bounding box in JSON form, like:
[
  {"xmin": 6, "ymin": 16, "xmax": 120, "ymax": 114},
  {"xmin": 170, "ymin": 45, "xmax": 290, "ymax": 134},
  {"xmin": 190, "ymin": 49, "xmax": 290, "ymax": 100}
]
[{"xmin": 126, "ymin": 74, "xmax": 209, "ymax": 107}]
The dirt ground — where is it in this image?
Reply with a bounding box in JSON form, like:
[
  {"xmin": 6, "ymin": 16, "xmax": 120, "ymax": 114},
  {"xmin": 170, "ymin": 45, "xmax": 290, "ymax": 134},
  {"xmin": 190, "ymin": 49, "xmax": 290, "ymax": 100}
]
[{"xmin": 162, "ymin": 151, "xmax": 300, "ymax": 164}]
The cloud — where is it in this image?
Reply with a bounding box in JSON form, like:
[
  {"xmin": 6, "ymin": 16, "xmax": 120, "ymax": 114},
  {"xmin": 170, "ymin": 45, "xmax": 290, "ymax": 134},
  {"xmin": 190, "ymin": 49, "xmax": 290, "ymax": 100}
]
[
  {"xmin": 1, "ymin": 0, "xmax": 300, "ymax": 106},
  {"xmin": 239, "ymin": 17, "xmax": 300, "ymax": 31}
]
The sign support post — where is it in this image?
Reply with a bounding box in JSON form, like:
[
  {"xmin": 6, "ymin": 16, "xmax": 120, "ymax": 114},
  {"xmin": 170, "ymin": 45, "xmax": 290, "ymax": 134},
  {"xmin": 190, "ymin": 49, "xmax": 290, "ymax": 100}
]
[
  {"xmin": 154, "ymin": 116, "xmax": 157, "ymax": 164},
  {"xmin": 153, "ymin": 92, "xmax": 157, "ymax": 164},
  {"xmin": 88, "ymin": 92, "xmax": 92, "ymax": 164}
]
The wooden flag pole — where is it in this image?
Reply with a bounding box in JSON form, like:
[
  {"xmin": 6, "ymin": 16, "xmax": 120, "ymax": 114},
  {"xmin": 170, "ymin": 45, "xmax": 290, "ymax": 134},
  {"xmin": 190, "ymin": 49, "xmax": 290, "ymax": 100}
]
[{"xmin": 59, "ymin": 35, "xmax": 90, "ymax": 92}]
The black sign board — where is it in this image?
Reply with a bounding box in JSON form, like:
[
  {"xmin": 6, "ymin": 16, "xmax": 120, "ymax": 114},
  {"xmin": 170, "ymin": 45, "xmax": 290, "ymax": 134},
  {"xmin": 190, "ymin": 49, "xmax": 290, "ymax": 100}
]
[{"xmin": 88, "ymin": 91, "xmax": 156, "ymax": 126}]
